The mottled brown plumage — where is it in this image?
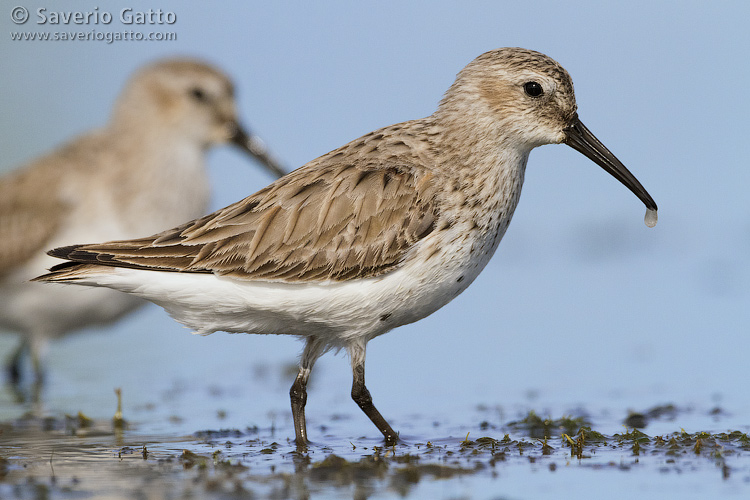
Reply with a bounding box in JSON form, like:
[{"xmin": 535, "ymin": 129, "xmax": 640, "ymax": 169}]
[
  {"xmin": 51, "ymin": 122, "xmax": 445, "ymax": 282},
  {"xmin": 37, "ymin": 48, "xmax": 657, "ymax": 446}
]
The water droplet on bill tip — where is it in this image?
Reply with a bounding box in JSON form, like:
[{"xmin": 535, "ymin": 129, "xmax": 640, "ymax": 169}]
[{"xmin": 645, "ymin": 208, "xmax": 658, "ymax": 228}]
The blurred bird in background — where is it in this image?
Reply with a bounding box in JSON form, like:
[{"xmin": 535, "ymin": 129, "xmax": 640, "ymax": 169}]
[{"xmin": 0, "ymin": 58, "xmax": 286, "ymax": 389}]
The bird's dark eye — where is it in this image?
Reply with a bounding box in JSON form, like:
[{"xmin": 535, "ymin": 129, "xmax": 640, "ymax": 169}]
[
  {"xmin": 523, "ymin": 81, "xmax": 543, "ymax": 97},
  {"xmin": 190, "ymin": 87, "xmax": 207, "ymax": 102}
]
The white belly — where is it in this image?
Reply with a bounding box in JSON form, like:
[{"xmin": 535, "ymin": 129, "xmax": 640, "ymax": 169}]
[{"xmin": 64, "ymin": 221, "xmax": 500, "ymax": 349}]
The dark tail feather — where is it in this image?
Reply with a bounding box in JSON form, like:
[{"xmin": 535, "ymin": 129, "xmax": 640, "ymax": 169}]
[
  {"xmin": 47, "ymin": 244, "xmax": 85, "ymax": 260},
  {"xmin": 32, "ymin": 261, "xmax": 95, "ymax": 283}
]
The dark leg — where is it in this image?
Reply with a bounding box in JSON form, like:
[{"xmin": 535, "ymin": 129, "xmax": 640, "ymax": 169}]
[
  {"xmin": 7, "ymin": 340, "xmax": 28, "ymax": 385},
  {"xmin": 29, "ymin": 335, "xmax": 48, "ymax": 386},
  {"xmin": 348, "ymin": 343, "xmax": 398, "ymax": 446},
  {"xmin": 290, "ymin": 337, "xmax": 324, "ymax": 447}
]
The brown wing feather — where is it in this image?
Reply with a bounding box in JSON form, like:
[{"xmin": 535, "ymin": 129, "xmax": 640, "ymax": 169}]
[
  {"xmin": 0, "ymin": 161, "xmax": 68, "ymax": 277},
  {"xmin": 51, "ymin": 141, "xmax": 441, "ymax": 283}
]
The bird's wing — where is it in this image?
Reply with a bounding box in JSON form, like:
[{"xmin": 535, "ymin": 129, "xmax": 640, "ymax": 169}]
[
  {"xmin": 49, "ymin": 151, "xmax": 441, "ymax": 283},
  {"xmin": 0, "ymin": 160, "xmax": 69, "ymax": 277}
]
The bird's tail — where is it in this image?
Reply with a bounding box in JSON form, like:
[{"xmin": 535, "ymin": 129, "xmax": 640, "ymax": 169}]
[
  {"xmin": 32, "ymin": 261, "xmax": 106, "ymax": 283},
  {"xmin": 33, "ymin": 244, "xmax": 109, "ymax": 283}
]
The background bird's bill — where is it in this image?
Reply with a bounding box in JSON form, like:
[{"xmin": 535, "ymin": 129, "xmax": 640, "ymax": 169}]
[{"xmin": 230, "ymin": 124, "xmax": 287, "ymax": 178}]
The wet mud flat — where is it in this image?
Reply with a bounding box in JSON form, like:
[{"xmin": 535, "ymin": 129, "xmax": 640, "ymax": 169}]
[{"xmin": 1, "ymin": 405, "xmax": 749, "ymax": 499}]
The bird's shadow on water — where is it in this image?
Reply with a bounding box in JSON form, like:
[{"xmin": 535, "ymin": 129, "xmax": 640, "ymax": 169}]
[{"xmin": 1, "ymin": 402, "xmax": 749, "ymax": 499}]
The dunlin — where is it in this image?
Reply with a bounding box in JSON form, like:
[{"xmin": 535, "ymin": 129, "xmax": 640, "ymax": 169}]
[
  {"xmin": 1, "ymin": 58, "xmax": 285, "ymax": 385},
  {"xmin": 36, "ymin": 48, "xmax": 657, "ymax": 445}
]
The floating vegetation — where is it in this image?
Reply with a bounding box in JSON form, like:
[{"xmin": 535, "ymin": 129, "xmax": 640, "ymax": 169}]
[
  {"xmin": 624, "ymin": 403, "xmax": 680, "ymax": 428},
  {"xmin": 1, "ymin": 407, "xmax": 749, "ymax": 499},
  {"xmin": 65, "ymin": 411, "xmax": 93, "ymax": 429},
  {"xmin": 112, "ymin": 388, "xmax": 126, "ymax": 429},
  {"xmin": 506, "ymin": 410, "xmax": 591, "ymax": 438}
]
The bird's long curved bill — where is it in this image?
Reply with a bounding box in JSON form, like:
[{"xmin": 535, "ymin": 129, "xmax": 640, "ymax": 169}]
[
  {"xmin": 230, "ymin": 124, "xmax": 287, "ymax": 178},
  {"xmin": 564, "ymin": 116, "xmax": 657, "ymax": 212}
]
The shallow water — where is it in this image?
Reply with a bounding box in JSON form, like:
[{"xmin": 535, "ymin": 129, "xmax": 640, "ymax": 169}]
[
  {"xmin": 2, "ymin": 404, "xmax": 749, "ymax": 499},
  {"xmin": 2, "ymin": 335, "xmax": 749, "ymax": 500}
]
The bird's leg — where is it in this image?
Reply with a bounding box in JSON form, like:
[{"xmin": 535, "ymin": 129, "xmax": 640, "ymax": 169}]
[
  {"xmin": 348, "ymin": 343, "xmax": 398, "ymax": 446},
  {"xmin": 289, "ymin": 370, "xmax": 310, "ymax": 447},
  {"xmin": 7, "ymin": 340, "xmax": 29, "ymax": 385},
  {"xmin": 29, "ymin": 336, "xmax": 48, "ymax": 386},
  {"xmin": 290, "ymin": 337, "xmax": 324, "ymax": 447}
]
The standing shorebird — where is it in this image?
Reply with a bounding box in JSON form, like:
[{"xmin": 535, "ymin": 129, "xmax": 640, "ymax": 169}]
[
  {"xmin": 36, "ymin": 48, "xmax": 657, "ymax": 445},
  {"xmin": 1, "ymin": 58, "xmax": 285, "ymax": 386}
]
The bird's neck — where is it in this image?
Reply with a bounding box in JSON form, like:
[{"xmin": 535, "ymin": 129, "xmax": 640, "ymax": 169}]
[{"xmin": 431, "ymin": 111, "xmax": 530, "ymax": 235}]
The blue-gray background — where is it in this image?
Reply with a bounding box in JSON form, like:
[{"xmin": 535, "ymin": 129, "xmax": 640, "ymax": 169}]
[{"xmin": 1, "ymin": 0, "xmax": 749, "ymax": 446}]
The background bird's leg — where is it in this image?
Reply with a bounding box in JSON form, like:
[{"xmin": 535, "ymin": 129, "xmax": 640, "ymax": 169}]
[
  {"xmin": 290, "ymin": 337, "xmax": 324, "ymax": 447},
  {"xmin": 348, "ymin": 343, "xmax": 398, "ymax": 446},
  {"xmin": 6, "ymin": 337, "xmax": 45, "ymax": 405},
  {"xmin": 29, "ymin": 335, "xmax": 49, "ymax": 386},
  {"xmin": 7, "ymin": 339, "xmax": 29, "ymax": 385}
]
